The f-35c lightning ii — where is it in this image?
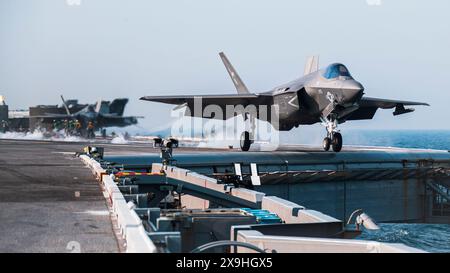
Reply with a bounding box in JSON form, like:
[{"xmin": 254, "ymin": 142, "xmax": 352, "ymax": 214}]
[{"xmin": 141, "ymin": 53, "xmax": 428, "ymax": 152}]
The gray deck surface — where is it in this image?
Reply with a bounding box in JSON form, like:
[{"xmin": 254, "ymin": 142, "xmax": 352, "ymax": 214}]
[{"xmin": 0, "ymin": 139, "xmax": 120, "ymax": 253}]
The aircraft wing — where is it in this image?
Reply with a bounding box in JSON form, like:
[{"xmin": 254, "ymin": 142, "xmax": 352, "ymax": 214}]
[
  {"xmin": 29, "ymin": 114, "xmax": 72, "ymax": 121},
  {"xmin": 97, "ymin": 115, "xmax": 139, "ymax": 127},
  {"xmin": 140, "ymin": 94, "xmax": 271, "ymax": 120},
  {"xmin": 359, "ymin": 97, "xmax": 429, "ymax": 109},
  {"xmin": 345, "ymin": 97, "xmax": 429, "ymax": 121},
  {"xmin": 140, "ymin": 94, "xmax": 261, "ymax": 105}
]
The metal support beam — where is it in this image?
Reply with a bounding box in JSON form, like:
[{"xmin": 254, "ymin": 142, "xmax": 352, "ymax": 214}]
[{"xmin": 133, "ymin": 176, "xmax": 260, "ymax": 209}]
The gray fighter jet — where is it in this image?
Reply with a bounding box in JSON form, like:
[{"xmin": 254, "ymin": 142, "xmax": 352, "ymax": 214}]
[
  {"xmin": 141, "ymin": 53, "xmax": 428, "ymax": 152},
  {"xmin": 31, "ymin": 95, "xmax": 139, "ymax": 136}
]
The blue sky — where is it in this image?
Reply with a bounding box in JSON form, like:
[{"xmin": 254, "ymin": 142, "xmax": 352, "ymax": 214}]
[{"xmin": 1, "ymin": 0, "xmax": 449, "ymax": 134}]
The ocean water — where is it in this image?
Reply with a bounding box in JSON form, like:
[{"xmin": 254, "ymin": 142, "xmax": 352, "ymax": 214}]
[
  {"xmin": 346, "ymin": 130, "xmax": 450, "ymax": 252},
  {"xmin": 345, "ymin": 130, "xmax": 450, "ymax": 151},
  {"xmin": 358, "ymin": 223, "xmax": 450, "ymax": 253}
]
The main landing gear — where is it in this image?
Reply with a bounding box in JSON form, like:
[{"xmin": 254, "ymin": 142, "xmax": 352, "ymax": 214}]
[
  {"xmin": 240, "ymin": 113, "xmax": 255, "ymax": 152},
  {"xmin": 321, "ymin": 116, "xmax": 343, "ymax": 152},
  {"xmin": 240, "ymin": 131, "xmax": 252, "ymax": 151}
]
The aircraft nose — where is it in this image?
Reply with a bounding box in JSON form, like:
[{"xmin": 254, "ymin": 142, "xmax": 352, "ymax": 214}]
[{"xmin": 343, "ymin": 80, "xmax": 364, "ymax": 102}]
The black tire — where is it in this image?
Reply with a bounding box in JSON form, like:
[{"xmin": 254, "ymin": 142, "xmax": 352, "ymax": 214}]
[
  {"xmin": 240, "ymin": 131, "xmax": 251, "ymax": 151},
  {"xmin": 323, "ymin": 137, "xmax": 331, "ymax": 151},
  {"xmin": 332, "ymin": 132, "xmax": 343, "ymax": 152}
]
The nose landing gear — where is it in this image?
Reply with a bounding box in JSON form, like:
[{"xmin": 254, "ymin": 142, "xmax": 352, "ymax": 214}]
[
  {"xmin": 321, "ymin": 116, "xmax": 343, "ymax": 152},
  {"xmin": 323, "ymin": 136, "xmax": 331, "ymax": 151},
  {"xmin": 331, "ymin": 132, "xmax": 343, "ymax": 152},
  {"xmin": 322, "ymin": 132, "xmax": 342, "ymax": 152}
]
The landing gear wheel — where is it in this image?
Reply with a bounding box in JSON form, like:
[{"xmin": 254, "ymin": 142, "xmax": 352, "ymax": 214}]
[
  {"xmin": 323, "ymin": 137, "xmax": 331, "ymax": 151},
  {"xmin": 331, "ymin": 132, "xmax": 343, "ymax": 152},
  {"xmin": 240, "ymin": 131, "xmax": 251, "ymax": 151}
]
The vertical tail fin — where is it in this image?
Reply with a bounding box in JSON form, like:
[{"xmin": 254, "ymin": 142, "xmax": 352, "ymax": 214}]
[
  {"xmin": 60, "ymin": 95, "xmax": 71, "ymax": 115},
  {"xmin": 95, "ymin": 98, "xmax": 103, "ymax": 113},
  {"xmin": 109, "ymin": 98, "xmax": 129, "ymax": 116},
  {"xmin": 219, "ymin": 52, "xmax": 250, "ymax": 94},
  {"xmin": 304, "ymin": 55, "xmax": 319, "ymax": 76}
]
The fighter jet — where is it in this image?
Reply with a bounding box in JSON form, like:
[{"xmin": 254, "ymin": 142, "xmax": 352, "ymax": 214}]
[
  {"xmin": 141, "ymin": 53, "xmax": 428, "ymax": 152},
  {"xmin": 31, "ymin": 95, "xmax": 139, "ymax": 136}
]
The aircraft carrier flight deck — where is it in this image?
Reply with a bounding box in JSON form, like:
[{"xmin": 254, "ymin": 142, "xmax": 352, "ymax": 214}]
[{"xmin": 1, "ymin": 138, "xmax": 449, "ymax": 253}]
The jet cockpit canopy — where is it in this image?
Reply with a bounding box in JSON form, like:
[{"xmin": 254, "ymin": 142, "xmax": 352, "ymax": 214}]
[{"xmin": 323, "ymin": 63, "xmax": 353, "ymax": 80}]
